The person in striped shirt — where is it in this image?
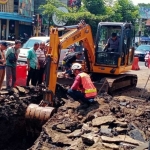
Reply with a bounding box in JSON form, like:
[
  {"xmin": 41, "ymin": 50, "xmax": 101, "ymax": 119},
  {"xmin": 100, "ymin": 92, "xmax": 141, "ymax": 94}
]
[{"xmin": 36, "ymin": 42, "xmax": 46, "ymax": 85}]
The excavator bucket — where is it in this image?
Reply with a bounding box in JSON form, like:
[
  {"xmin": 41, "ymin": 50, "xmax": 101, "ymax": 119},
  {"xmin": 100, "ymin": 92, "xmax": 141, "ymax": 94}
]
[
  {"xmin": 25, "ymin": 103, "xmax": 56, "ymax": 136},
  {"xmin": 25, "ymin": 104, "xmax": 55, "ymax": 121}
]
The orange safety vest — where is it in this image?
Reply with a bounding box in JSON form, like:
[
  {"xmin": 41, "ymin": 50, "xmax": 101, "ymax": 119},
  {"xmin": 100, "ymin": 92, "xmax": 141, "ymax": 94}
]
[{"xmin": 78, "ymin": 72, "xmax": 97, "ymax": 98}]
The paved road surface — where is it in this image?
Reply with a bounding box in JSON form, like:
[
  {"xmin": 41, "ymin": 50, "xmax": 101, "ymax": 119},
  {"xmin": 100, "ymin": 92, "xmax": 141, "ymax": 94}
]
[{"xmin": 139, "ymin": 61, "xmax": 145, "ymax": 67}]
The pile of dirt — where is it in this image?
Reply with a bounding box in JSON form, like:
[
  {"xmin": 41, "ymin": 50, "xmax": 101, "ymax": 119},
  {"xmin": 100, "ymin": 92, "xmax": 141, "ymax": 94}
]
[
  {"xmin": 0, "ymin": 86, "xmax": 43, "ymax": 150},
  {"xmin": 30, "ymin": 91, "xmax": 150, "ymax": 150}
]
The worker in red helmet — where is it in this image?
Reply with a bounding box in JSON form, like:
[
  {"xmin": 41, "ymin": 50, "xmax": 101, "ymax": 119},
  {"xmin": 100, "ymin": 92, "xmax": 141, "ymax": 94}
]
[{"xmin": 67, "ymin": 63, "xmax": 97, "ymax": 105}]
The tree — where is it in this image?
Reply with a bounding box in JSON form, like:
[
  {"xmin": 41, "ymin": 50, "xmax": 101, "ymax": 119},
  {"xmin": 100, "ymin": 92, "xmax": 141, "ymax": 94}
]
[
  {"xmin": 40, "ymin": 0, "xmax": 66, "ymax": 17},
  {"xmin": 83, "ymin": 0, "xmax": 106, "ymax": 15},
  {"xmin": 111, "ymin": 0, "xmax": 139, "ymax": 22},
  {"xmin": 40, "ymin": 0, "xmax": 139, "ymax": 37},
  {"xmin": 40, "ymin": 0, "xmax": 107, "ymax": 35},
  {"xmin": 104, "ymin": 0, "xmax": 115, "ymax": 6}
]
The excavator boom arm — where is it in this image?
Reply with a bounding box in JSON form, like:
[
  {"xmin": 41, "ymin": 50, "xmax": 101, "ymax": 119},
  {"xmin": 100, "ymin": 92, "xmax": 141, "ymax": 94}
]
[{"xmin": 45, "ymin": 21, "xmax": 95, "ymax": 104}]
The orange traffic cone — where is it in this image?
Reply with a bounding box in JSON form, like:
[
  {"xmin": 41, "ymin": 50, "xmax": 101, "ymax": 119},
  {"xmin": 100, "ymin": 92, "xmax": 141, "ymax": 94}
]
[{"xmin": 132, "ymin": 57, "xmax": 140, "ymax": 70}]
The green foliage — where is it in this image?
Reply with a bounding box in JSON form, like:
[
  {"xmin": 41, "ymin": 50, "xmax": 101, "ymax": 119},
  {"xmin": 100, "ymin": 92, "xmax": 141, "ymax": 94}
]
[
  {"xmin": 39, "ymin": 0, "xmax": 66, "ymax": 17},
  {"xmin": 83, "ymin": 0, "xmax": 106, "ymax": 15},
  {"xmin": 40, "ymin": 0, "xmax": 139, "ymax": 37},
  {"xmin": 110, "ymin": 0, "xmax": 139, "ymax": 22}
]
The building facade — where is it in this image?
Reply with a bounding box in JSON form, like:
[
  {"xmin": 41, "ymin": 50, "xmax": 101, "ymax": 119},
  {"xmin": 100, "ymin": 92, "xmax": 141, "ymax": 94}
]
[
  {"xmin": 0, "ymin": 0, "xmax": 74, "ymax": 40},
  {"xmin": 0, "ymin": 0, "xmax": 33, "ymax": 40}
]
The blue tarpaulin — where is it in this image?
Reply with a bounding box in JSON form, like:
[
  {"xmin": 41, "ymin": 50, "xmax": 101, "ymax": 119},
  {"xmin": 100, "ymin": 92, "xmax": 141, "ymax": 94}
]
[{"xmin": 0, "ymin": 12, "xmax": 32, "ymax": 23}]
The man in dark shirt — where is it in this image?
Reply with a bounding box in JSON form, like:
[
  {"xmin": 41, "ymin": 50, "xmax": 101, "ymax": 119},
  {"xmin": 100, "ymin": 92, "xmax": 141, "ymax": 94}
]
[
  {"xmin": 104, "ymin": 33, "xmax": 120, "ymax": 52},
  {"xmin": 63, "ymin": 52, "xmax": 82, "ymax": 76}
]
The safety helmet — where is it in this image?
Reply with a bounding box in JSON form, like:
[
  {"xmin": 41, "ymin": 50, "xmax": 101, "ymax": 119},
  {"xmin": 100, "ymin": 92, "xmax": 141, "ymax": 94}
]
[{"xmin": 71, "ymin": 63, "xmax": 82, "ymax": 70}]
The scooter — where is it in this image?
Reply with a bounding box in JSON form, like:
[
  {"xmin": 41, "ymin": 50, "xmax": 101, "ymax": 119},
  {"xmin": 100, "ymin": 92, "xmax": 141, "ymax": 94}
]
[
  {"xmin": 144, "ymin": 52, "xmax": 150, "ymax": 67},
  {"xmin": 19, "ymin": 33, "xmax": 29, "ymax": 45}
]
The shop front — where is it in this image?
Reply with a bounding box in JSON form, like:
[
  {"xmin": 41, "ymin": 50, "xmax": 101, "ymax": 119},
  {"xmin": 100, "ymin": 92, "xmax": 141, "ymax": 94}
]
[
  {"xmin": 0, "ymin": 0, "xmax": 34, "ymax": 40},
  {"xmin": 0, "ymin": 12, "xmax": 32, "ymax": 40}
]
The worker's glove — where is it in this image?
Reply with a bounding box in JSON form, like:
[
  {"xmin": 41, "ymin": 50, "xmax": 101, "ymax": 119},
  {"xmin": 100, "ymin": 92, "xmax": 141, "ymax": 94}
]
[
  {"xmin": 65, "ymin": 74, "xmax": 70, "ymax": 78},
  {"xmin": 57, "ymin": 72, "xmax": 65, "ymax": 78}
]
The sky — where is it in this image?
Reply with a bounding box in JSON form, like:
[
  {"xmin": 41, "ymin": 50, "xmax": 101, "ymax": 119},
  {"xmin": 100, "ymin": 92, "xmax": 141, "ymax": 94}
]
[{"xmin": 132, "ymin": 0, "xmax": 150, "ymax": 5}]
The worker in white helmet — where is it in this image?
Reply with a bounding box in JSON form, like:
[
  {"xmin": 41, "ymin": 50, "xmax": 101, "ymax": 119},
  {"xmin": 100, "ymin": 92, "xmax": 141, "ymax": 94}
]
[{"xmin": 67, "ymin": 63, "xmax": 97, "ymax": 104}]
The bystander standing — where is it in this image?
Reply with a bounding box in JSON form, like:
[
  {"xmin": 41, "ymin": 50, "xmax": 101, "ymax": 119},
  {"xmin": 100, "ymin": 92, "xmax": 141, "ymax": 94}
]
[
  {"xmin": 0, "ymin": 42, "xmax": 7, "ymax": 89},
  {"xmin": 36, "ymin": 42, "xmax": 46, "ymax": 85},
  {"xmin": 5, "ymin": 40, "xmax": 21, "ymax": 89},
  {"xmin": 0, "ymin": 42, "xmax": 7, "ymax": 65},
  {"xmin": 26, "ymin": 42, "xmax": 39, "ymax": 86}
]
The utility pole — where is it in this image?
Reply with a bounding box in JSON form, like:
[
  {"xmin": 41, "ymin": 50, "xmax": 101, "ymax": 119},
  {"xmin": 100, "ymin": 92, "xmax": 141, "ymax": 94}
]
[
  {"xmin": 138, "ymin": 18, "xmax": 142, "ymax": 44},
  {"xmin": 36, "ymin": 14, "xmax": 39, "ymax": 37},
  {"xmin": 48, "ymin": 15, "xmax": 51, "ymax": 36}
]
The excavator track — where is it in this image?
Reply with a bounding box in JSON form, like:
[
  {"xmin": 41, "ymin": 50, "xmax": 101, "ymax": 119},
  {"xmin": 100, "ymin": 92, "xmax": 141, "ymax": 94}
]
[
  {"xmin": 101, "ymin": 74, "xmax": 137, "ymax": 94},
  {"xmin": 57, "ymin": 73, "xmax": 138, "ymax": 95}
]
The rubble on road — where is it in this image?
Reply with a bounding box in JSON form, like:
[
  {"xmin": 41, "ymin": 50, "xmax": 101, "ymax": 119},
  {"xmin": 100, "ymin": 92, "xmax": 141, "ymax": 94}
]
[
  {"xmin": 30, "ymin": 91, "xmax": 150, "ymax": 150},
  {"xmin": 0, "ymin": 84, "xmax": 150, "ymax": 150}
]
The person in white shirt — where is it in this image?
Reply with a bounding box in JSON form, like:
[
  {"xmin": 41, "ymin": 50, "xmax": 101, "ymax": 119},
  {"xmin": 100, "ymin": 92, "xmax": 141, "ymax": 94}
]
[{"xmin": 36, "ymin": 42, "xmax": 46, "ymax": 85}]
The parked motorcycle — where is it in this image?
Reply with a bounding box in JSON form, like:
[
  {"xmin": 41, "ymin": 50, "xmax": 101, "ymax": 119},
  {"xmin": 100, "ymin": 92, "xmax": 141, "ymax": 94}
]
[
  {"xmin": 19, "ymin": 33, "xmax": 29, "ymax": 45},
  {"xmin": 8, "ymin": 33, "xmax": 15, "ymax": 41}
]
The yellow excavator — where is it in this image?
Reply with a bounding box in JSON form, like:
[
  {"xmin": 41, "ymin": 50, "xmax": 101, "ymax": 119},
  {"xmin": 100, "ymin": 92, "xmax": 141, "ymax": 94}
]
[{"xmin": 25, "ymin": 20, "xmax": 137, "ymax": 122}]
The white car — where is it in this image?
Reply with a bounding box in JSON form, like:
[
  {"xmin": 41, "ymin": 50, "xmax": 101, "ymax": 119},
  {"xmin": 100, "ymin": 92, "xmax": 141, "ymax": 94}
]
[
  {"xmin": 18, "ymin": 36, "xmax": 50, "ymax": 63},
  {"xmin": 18, "ymin": 36, "xmax": 69, "ymax": 68}
]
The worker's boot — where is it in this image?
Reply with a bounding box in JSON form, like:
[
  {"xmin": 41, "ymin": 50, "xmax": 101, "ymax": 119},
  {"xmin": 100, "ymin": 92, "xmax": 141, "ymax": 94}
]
[{"xmin": 77, "ymin": 103, "xmax": 89, "ymax": 109}]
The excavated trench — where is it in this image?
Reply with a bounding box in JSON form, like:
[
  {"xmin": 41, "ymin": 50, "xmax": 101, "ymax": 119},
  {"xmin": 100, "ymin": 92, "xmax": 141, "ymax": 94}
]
[
  {"xmin": 0, "ymin": 85, "xmax": 67, "ymax": 150},
  {"xmin": 0, "ymin": 86, "xmax": 45, "ymax": 150}
]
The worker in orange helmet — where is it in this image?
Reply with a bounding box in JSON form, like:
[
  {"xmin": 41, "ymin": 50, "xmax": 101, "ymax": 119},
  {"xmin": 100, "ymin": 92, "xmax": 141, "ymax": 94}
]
[{"xmin": 67, "ymin": 63, "xmax": 97, "ymax": 105}]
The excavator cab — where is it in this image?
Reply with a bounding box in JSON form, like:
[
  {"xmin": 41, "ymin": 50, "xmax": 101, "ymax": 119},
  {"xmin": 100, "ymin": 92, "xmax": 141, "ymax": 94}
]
[{"xmin": 95, "ymin": 22, "xmax": 135, "ymax": 69}]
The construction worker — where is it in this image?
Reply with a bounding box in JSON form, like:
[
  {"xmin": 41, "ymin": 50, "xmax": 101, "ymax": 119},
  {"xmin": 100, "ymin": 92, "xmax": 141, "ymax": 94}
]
[
  {"xmin": 64, "ymin": 47, "xmax": 75, "ymax": 57},
  {"xmin": 62, "ymin": 52, "xmax": 82, "ymax": 76},
  {"xmin": 67, "ymin": 63, "xmax": 97, "ymax": 104}
]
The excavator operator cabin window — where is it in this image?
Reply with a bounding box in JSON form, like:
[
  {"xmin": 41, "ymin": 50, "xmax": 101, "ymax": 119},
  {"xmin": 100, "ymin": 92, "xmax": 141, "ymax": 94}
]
[
  {"xmin": 97, "ymin": 25, "xmax": 121, "ymax": 52},
  {"xmin": 95, "ymin": 25, "xmax": 122, "ymax": 66}
]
